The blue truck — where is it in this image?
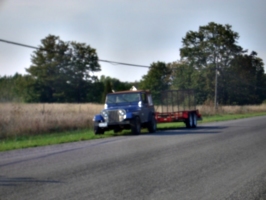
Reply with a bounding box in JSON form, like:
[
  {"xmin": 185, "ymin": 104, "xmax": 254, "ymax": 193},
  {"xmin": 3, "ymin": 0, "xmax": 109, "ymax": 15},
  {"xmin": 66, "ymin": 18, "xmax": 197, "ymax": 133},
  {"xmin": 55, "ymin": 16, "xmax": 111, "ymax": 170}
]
[{"xmin": 93, "ymin": 89, "xmax": 157, "ymax": 135}]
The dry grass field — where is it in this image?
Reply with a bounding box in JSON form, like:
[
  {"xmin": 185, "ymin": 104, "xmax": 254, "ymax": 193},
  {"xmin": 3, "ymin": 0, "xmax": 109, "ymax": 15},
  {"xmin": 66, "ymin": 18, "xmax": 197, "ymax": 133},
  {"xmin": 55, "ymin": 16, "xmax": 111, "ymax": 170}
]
[
  {"xmin": 1, "ymin": 103, "xmax": 266, "ymax": 139},
  {"xmin": 198, "ymin": 104, "xmax": 266, "ymax": 116},
  {"xmin": 0, "ymin": 103, "xmax": 103, "ymax": 139}
]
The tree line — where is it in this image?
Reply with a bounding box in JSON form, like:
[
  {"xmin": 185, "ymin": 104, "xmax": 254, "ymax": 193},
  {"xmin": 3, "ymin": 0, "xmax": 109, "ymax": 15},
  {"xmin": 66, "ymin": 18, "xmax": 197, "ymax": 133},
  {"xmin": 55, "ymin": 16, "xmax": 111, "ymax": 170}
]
[{"xmin": 1, "ymin": 22, "xmax": 265, "ymax": 105}]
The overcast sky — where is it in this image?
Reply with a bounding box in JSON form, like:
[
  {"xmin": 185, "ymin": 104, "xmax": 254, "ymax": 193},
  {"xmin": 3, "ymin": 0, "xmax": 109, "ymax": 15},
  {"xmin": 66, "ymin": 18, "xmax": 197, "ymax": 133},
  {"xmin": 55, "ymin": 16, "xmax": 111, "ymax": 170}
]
[{"xmin": 0, "ymin": 0, "xmax": 265, "ymax": 82}]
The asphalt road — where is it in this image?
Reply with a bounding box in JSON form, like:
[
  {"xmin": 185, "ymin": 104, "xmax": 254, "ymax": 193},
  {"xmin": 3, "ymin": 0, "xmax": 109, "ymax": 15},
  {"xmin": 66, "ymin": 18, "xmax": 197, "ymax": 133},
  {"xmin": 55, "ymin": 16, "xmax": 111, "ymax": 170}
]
[{"xmin": 1, "ymin": 116, "xmax": 266, "ymax": 200}]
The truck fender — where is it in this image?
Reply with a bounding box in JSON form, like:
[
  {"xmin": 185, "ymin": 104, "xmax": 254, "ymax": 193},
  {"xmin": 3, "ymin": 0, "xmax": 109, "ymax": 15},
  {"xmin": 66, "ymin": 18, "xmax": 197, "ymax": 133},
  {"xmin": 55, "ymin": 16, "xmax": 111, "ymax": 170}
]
[
  {"xmin": 125, "ymin": 112, "xmax": 134, "ymax": 119},
  {"xmin": 93, "ymin": 114, "xmax": 104, "ymax": 122}
]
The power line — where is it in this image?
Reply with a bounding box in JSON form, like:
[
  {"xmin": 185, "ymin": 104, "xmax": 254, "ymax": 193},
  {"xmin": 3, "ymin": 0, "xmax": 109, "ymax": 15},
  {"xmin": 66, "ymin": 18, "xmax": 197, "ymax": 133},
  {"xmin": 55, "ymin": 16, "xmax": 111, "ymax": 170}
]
[
  {"xmin": 0, "ymin": 39, "xmax": 39, "ymax": 50},
  {"xmin": 1, "ymin": 39, "xmax": 262, "ymax": 89},
  {"xmin": 98, "ymin": 59, "xmax": 149, "ymax": 68},
  {"xmin": 0, "ymin": 38, "xmax": 150, "ymax": 68}
]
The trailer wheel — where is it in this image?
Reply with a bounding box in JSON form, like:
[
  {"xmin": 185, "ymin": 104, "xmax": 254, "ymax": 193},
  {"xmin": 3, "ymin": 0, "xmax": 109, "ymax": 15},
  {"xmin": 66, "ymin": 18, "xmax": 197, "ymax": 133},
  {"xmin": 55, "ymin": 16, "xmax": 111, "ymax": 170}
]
[
  {"xmin": 192, "ymin": 113, "xmax": 197, "ymax": 128},
  {"xmin": 130, "ymin": 117, "xmax": 141, "ymax": 135},
  {"xmin": 185, "ymin": 114, "xmax": 193, "ymax": 128},
  {"xmin": 94, "ymin": 122, "xmax": 104, "ymax": 135},
  {"xmin": 148, "ymin": 115, "xmax": 157, "ymax": 133}
]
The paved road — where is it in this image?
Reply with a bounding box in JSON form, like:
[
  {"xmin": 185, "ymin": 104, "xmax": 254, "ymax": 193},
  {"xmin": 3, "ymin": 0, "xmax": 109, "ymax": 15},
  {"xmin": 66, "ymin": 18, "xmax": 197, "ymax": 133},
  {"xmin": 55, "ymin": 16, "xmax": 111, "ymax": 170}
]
[{"xmin": 1, "ymin": 116, "xmax": 266, "ymax": 200}]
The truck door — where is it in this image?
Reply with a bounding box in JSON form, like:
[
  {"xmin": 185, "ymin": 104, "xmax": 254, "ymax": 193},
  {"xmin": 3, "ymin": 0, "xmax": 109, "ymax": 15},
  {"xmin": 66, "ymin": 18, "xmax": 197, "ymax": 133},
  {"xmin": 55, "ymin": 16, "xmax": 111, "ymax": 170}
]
[{"xmin": 141, "ymin": 92, "xmax": 149, "ymax": 123}]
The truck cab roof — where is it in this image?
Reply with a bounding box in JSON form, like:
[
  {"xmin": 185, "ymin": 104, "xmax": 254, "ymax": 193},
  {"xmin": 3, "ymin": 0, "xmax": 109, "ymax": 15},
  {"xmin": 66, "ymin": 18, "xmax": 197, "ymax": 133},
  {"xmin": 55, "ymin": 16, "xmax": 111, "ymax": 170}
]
[{"xmin": 108, "ymin": 90, "xmax": 150, "ymax": 95}]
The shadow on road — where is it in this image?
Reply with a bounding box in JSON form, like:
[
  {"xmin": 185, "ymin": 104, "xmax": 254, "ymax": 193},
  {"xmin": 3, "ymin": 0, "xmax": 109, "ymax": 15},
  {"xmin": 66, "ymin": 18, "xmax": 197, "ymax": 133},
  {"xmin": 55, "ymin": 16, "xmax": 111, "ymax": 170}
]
[
  {"xmin": 152, "ymin": 126, "xmax": 227, "ymax": 136},
  {"xmin": 0, "ymin": 176, "xmax": 61, "ymax": 187},
  {"xmin": 116, "ymin": 126, "xmax": 227, "ymax": 137}
]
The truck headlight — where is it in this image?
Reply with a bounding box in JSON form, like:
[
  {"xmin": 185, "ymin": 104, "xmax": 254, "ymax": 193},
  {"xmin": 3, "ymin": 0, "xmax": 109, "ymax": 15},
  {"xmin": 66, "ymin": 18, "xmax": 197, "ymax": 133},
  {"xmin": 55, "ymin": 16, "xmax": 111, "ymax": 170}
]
[
  {"xmin": 118, "ymin": 109, "xmax": 126, "ymax": 120},
  {"xmin": 101, "ymin": 110, "xmax": 108, "ymax": 121}
]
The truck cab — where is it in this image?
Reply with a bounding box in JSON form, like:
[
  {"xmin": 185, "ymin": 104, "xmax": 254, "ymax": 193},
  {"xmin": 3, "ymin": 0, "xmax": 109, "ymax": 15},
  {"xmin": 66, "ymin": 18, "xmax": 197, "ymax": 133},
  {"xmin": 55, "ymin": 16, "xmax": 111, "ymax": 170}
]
[{"xmin": 93, "ymin": 90, "xmax": 156, "ymax": 135}]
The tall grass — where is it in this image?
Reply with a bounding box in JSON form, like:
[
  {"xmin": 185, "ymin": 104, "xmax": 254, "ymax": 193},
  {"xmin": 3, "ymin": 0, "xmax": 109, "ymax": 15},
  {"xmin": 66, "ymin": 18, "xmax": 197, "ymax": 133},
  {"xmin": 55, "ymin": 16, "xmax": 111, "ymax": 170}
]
[
  {"xmin": 0, "ymin": 103, "xmax": 103, "ymax": 139},
  {"xmin": 198, "ymin": 104, "xmax": 266, "ymax": 116},
  {"xmin": 1, "ymin": 103, "xmax": 266, "ymax": 139}
]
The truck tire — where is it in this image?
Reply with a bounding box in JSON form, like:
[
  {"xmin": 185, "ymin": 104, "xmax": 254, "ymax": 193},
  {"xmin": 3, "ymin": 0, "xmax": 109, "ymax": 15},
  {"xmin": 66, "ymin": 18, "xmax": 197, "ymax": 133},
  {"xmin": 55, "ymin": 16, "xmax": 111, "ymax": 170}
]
[
  {"xmin": 192, "ymin": 113, "xmax": 197, "ymax": 128},
  {"xmin": 94, "ymin": 122, "xmax": 104, "ymax": 135},
  {"xmin": 185, "ymin": 113, "xmax": 193, "ymax": 128},
  {"xmin": 130, "ymin": 117, "xmax": 141, "ymax": 135},
  {"xmin": 114, "ymin": 127, "xmax": 122, "ymax": 134},
  {"xmin": 148, "ymin": 115, "xmax": 157, "ymax": 133}
]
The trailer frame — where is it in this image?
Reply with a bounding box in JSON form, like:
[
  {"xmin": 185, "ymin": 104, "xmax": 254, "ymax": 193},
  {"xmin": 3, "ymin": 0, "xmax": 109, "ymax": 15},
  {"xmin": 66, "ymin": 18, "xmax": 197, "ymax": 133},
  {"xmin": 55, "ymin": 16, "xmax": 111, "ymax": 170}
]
[{"xmin": 154, "ymin": 89, "xmax": 202, "ymax": 128}]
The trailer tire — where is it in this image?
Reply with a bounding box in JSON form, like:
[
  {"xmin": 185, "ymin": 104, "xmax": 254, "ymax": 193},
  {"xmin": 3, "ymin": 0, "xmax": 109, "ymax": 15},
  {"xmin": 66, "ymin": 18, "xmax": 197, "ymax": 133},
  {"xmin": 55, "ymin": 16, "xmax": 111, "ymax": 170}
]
[
  {"xmin": 192, "ymin": 113, "xmax": 197, "ymax": 128},
  {"xmin": 148, "ymin": 115, "xmax": 157, "ymax": 133},
  {"xmin": 94, "ymin": 122, "xmax": 104, "ymax": 135},
  {"xmin": 130, "ymin": 117, "xmax": 141, "ymax": 135},
  {"xmin": 185, "ymin": 114, "xmax": 193, "ymax": 128}
]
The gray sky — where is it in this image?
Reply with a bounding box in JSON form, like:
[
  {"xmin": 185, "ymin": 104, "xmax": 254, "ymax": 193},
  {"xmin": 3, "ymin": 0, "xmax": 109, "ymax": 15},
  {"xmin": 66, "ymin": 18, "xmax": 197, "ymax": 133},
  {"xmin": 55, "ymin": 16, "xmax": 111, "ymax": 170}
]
[{"xmin": 1, "ymin": 0, "xmax": 265, "ymax": 82}]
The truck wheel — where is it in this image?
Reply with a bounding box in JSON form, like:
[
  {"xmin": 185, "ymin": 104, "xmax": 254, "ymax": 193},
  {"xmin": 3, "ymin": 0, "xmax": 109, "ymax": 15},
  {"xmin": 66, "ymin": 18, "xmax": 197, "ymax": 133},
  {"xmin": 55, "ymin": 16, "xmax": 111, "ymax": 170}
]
[
  {"xmin": 94, "ymin": 122, "xmax": 104, "ymax": 135},
  {"xmin": 148, "ymin": 115, "xmax": 157, "ymax": 133},
  {"xmin": 185, "ymin": 114, "xmax": 193, "ymax": 128},
  {"xmin": 192, "ymin": 113, "xmax": 197, "ymax": 128},
  {"xmin": 114, "ymin": 127, "xmax": 122, "ymax": 134},
  {"xmin": 130, "ymin": 117, "xmax": 141, "ymax": 135}
]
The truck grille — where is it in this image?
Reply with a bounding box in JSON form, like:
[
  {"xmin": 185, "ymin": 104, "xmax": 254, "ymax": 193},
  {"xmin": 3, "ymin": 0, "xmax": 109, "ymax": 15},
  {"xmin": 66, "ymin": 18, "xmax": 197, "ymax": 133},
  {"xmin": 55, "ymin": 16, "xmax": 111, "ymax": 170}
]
[{"xmin": 108, "ymin": 110, "xmax": 120, "ymax": 123}]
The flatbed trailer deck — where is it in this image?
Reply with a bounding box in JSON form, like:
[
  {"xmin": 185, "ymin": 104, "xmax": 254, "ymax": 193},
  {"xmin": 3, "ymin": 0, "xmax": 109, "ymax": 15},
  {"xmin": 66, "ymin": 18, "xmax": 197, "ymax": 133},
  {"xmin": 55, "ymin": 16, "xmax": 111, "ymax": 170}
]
[
  {"xmin": 155, "ymin": 110, "xmax": 201, "ymax": 123},
  {"xmin": 154, "ymin": 89, "xmax": 202, "ymax": 128}
]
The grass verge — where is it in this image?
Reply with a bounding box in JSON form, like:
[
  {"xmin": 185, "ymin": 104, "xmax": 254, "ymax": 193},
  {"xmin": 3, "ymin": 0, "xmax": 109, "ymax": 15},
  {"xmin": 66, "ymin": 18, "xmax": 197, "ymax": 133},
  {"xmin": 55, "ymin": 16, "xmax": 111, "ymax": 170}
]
[
  {"xmin": 0, "ymin": 129, "xmax": 130, "ymax": 152},
  {"xmin": 1, "ymin": 112, "xmax": 266, "ymax": 152}
]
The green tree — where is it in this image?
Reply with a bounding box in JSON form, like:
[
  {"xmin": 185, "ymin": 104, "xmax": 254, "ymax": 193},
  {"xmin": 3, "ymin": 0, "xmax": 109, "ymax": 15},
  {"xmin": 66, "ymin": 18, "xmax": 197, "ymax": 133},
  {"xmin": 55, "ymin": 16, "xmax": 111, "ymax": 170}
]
[
  {"xmin": 0, "ymin": 73, "xmax": 32, "ymax": 102},
  {"xmin": 139, "ymin": 61, "xmax": 172, "ymax": 104},
  {"xmin": 86, "ymin": 81, "xmax": 104, "ymax": 103},
  {"xmin": 170, "ymin": 61, "xmax": 207, "ymax": 104},
  {"xmin": 171, "ymin": 61, "xmax": 195, "ymax": 90},
  {"xmin": 99, "ymin": 75, "xmax": 139, "ymax": 103},
  {"xmin": 225, "ymin": 51, "xmax": 265, "ymax": 104},
  {"xmin": 101, "ymin": 78, "xmax": 113, "ymax": 103},
  {"xmin": 180, "ymin": 22, "xmax": 245, "ymax": 104},
  {"xmin": 26, "ymin": 35, "xmax": 101, "ymax": 102},
  {"xmin": 99, "ymin": 75, "xmax": 133, "ymax": 91},
  {"xmin": 0, "ymin": 75, "xmax": 17, "ymax": 102}
]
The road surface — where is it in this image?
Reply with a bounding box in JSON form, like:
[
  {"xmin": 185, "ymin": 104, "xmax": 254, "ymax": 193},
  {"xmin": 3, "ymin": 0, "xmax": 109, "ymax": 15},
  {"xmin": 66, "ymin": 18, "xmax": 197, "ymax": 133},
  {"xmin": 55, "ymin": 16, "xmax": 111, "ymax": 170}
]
[{"xmin": 1, "ymin": 116, "xmax": 266, "ymax": 200}]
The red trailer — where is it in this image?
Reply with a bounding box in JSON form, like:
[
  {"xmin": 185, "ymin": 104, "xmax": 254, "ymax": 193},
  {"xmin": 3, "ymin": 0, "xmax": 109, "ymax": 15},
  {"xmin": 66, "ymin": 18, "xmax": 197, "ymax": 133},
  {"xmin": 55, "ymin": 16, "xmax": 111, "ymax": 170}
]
[{"xmin": 155, "ymin": 89, "xmax": 202, "ymax": 128}]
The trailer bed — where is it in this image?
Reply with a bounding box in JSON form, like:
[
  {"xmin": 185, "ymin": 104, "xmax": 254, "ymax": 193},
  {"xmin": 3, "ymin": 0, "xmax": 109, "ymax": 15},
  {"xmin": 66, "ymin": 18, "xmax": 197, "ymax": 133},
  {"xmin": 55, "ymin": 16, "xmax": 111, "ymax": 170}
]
[
  {"xmin": 155, "ymin": 110, "xmax": 202, "ymax": 123},
  {"xmin": 154, "ymin": 90, "xmax": 202, "ymax": 128}
]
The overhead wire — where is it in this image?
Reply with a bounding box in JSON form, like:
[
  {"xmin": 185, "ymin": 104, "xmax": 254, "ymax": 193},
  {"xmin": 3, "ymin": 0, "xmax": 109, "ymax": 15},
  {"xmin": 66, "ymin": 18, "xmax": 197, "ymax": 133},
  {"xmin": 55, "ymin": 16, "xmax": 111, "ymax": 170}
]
[
  {"xmin": 1, "ymin": 38, "xmax": 263, "ymax": 89},
  {"xmin": 0, "ymin": 38, "xmax": 150, "ymax": 68}
]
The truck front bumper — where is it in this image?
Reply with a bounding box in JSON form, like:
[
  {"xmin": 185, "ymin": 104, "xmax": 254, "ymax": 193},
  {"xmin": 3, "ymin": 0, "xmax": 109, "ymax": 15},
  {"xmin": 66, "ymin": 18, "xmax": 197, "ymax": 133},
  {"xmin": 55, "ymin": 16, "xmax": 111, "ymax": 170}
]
[{"xmin": 98, "ymin": 120, "xmax": 131, "ymax": 128}]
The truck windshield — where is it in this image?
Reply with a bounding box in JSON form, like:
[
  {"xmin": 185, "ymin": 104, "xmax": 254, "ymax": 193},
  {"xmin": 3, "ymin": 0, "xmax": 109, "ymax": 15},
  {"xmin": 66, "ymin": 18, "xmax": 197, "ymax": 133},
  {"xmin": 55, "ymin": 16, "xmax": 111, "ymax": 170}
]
[{"xmin": 106, "ymin": 93, "xmax": 140, "ymax": 104}]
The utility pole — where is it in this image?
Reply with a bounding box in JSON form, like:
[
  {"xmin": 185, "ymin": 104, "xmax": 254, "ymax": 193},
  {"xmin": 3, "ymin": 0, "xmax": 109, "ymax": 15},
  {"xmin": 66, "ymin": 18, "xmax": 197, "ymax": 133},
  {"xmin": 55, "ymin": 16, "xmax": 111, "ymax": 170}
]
[{"xmin": 214, "ymin": 62, "xmax": 218, "ymax": 111}]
